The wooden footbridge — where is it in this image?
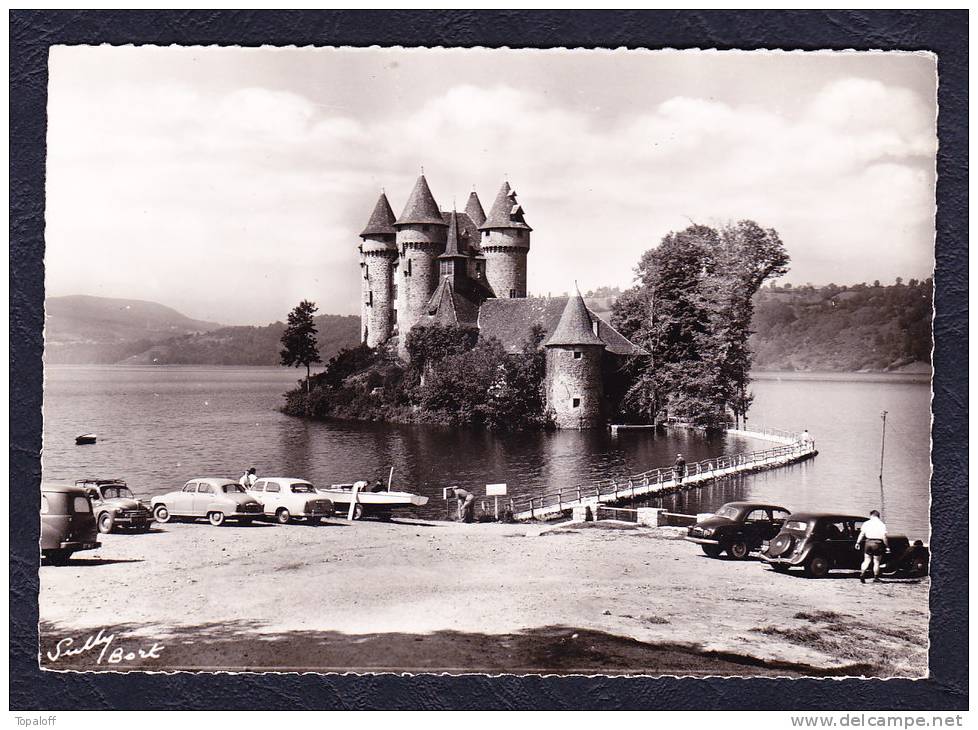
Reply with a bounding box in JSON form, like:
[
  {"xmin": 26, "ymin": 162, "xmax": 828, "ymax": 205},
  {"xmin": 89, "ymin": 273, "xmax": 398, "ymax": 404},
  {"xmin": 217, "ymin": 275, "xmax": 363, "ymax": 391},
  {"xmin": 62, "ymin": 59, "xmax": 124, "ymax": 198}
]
[{"xmin": 506, "ymin": 426, "xmax": 817, "ymax": 522}]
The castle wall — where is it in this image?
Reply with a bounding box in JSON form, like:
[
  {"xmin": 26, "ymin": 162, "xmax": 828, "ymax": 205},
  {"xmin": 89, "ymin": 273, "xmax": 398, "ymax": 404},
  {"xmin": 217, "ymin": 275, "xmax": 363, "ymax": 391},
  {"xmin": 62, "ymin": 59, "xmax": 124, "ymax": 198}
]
[
  {"xmin": 396, "ymin": 224, "xmax": 446, "ymax": 353},
  {"xmin": 545, "ymin": 345, "xmax": 604, "ymax": 429},
  {"xmin": 362, "ymin": 249, "xmax": 396, "ymax": 347},
  {"xmin": 482, "ymin": 229, "xmax": 529, "ymax": 298}
]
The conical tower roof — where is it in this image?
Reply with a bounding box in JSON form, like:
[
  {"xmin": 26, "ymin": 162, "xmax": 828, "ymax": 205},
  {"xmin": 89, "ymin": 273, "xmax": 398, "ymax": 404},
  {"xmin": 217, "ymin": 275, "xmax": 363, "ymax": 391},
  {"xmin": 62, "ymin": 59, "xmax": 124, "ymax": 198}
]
[
  {"xmin": 438, "ymin": 211, "xmax": 468, "ymax": 259},
  {"xmin": 545, "ymin": 288, "xmax": 604, "ymax": 347},
  {"xmin": 479, "ymin": 181, "xmax": 532, "ymax": 231},
  {"xmin": 465, "ymin": 191, "xmax": 486, "ymax": 227},
  {"xmin": 395, "ymin": 174, "xmax": 447, "ymax": 226},
  {"xmin": 360, "ymin": 192, "xmax": 397, "ymax": 237}
]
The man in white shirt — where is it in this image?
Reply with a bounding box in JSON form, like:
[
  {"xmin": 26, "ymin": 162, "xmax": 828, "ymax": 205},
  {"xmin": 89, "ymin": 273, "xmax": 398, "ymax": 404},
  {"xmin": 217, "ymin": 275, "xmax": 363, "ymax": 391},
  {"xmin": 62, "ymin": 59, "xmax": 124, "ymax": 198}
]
[
  {"xmin": 855, "ymin": 510, "xmax": 889, "ymax": 583},
  {"xmin": 239, "ymin": 467, "xmax": 257, "ymax": 489}
]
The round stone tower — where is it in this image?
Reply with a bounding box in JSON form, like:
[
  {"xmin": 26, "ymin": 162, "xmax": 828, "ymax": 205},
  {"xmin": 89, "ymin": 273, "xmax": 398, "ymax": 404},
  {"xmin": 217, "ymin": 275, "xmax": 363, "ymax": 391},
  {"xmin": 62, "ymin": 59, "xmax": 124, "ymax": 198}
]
[
  {"xmin": 544, "ymin": 289, "xmax": 606, "ymax": 429},
  {"xmin": 359, "ymin": 192, "xmax": 398, "ymax": 347},
  {"xmin": 479, "ymin": 182, "xmax": 531, "ymax": 299},
  {"xmin": 394, "ymin": 175, "xmax": 447, "ymax": 348}
]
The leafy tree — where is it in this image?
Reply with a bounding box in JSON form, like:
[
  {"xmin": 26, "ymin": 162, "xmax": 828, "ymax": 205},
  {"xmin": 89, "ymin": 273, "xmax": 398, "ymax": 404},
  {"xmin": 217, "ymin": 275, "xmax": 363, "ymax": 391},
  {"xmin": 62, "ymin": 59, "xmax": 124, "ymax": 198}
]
[{"xmin": 280, "ymin": 300, "xmax": 323, "ymax": 400}]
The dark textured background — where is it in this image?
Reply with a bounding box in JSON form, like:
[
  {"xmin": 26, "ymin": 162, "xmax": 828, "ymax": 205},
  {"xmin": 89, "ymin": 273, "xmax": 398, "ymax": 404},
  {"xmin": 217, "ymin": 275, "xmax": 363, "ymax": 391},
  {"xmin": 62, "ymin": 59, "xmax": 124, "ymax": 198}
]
[{"xmin": 9, "ymin": 10, "xmax": 968, "ymax": 711}]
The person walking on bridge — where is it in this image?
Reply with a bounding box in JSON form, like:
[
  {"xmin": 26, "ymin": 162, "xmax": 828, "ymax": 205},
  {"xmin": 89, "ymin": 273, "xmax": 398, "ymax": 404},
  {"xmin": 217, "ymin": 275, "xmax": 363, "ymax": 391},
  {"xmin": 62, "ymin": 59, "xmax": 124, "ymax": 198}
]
[
  {"xmin": 856, "ymin": 510, "xmax": 890, "ymax": 583},
  {"xmin": 674, "ymin": 454, "xmax": 687, "ymax": 485}
]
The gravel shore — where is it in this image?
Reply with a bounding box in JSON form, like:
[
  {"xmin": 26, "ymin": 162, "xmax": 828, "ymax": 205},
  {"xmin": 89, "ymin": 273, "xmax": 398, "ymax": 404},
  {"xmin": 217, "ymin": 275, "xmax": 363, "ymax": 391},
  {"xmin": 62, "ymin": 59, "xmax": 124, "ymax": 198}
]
[{"xmin": 39, "ymin": 518, "xmax": 929, "ymax": 676}]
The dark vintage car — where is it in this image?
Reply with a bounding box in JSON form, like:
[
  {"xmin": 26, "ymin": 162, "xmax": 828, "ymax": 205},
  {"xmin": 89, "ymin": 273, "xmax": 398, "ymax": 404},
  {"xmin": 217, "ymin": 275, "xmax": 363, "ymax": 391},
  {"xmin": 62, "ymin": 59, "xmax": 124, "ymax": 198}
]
[
  {"xmin": 41, "ymin": 483, "xmax": 101, "ymax": 565},
  {"xmin": 77, "ymin": 479, "xmax": 154, "ymax": 533},
  {"xmin": 760, "ymin": 512, "xmax": 930, "ymax": 579},
  {"xmin": 685, "ymin": 501, "xmax": 791, "ymax": 559}
]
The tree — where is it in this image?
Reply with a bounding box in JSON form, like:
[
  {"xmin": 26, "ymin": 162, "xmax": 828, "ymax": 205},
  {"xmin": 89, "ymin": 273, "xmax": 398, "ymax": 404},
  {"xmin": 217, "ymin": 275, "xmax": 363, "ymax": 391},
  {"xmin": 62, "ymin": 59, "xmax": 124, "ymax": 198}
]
[
  {"xmin": 280, "ymin": 300, "xmax": 323, "ymax": 401},
  {"xmin": 612, "ymin": 220, "xmax": 789, "ymax": 430}
]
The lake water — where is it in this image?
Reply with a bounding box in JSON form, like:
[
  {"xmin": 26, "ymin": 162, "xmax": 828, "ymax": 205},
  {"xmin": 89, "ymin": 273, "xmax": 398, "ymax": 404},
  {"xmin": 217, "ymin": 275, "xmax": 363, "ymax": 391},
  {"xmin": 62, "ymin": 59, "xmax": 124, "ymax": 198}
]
[{"xmin": 41, "ymin": 366, "xmax": 932, "ymax": 535}]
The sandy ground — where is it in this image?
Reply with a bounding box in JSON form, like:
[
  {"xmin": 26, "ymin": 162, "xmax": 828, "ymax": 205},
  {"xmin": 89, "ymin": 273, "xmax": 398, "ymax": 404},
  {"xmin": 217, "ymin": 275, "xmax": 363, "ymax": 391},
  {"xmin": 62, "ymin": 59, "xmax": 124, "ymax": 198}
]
[{"xmin": 38, "ymin": 518, "xmax": 929, "ymax": 676}]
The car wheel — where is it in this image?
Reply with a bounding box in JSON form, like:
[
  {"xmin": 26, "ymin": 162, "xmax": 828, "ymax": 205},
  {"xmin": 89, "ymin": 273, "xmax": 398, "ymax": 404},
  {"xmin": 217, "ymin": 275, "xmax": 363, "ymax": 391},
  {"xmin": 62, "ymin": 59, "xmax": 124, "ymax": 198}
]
[
  {"xmin": 701, "ymin": 544, "xmax": 722, "ymax": 558},
  {"xmin": 908, "ymin": 553, "xmax": 929, "ymax": 577},
  {"xmin": 276, "ymin": 508, "xmax": 291, "ymax": 524},
  {"xmin": 45, "ymin": 550, "xmax": 73, "ymax": 566},
  {"xmin": 727, "ymin": 540, "xmax": 749, "ymax": 560},
  {"xmin": 153, "ymin": 505, "xmax": 171, "ymax": 523},
  {"xmin": 208, "ymin": 511, "xmax": 226, "ymax": 527},
  {"xmin": 804, "ymin": 554, "xmax": 830, "ymax": 578},
  {"xmin": 97, "ymin": 511, "xmax": 115, "ymax": 534},
  {"xmin": 771, "ymin": 564, "xmax": 790, "ymax": 574}
]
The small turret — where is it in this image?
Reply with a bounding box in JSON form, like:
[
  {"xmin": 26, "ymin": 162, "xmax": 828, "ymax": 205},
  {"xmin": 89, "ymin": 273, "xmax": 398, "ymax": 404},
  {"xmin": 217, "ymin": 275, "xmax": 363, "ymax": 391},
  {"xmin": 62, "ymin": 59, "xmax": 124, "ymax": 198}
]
[
  {"xmin": 437, "ymin": 210, "xmax": 470, "ymax": 288},
  {"xmin": 465, "ymin": 191, "xmax": 487, "ymax": 227},
  {"xmin": 359, "ymin": 192, "xmax": 398, "ymax": 347},
  {"xmin": 395, "ymin": 174, "xmax": 448, "ymax": 353},
  {"xmin": 544, "ymin": 288, "xmax": 605, "ymax": 429},
  {"xmin": 479, "ymin": 182, "xmax": 531, "ymax": 299}
]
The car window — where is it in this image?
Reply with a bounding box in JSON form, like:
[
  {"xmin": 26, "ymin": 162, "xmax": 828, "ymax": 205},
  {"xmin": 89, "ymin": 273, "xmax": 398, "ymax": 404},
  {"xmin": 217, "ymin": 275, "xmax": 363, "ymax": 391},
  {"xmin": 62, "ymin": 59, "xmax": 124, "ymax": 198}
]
[
  {"xmin": 220, "ymin": 483, "xmax": 246, "ymax": 493},
  {"xmin": 87, "ymin": 489, "xmax": 100, "ymax": 501},
  {"xmin": 198, "ymin": 484, "xmax": 214, "ymax": 494},
  {"xmin": 772, "ymin": 509, "xmax": 790, "ymax": 521},
  {"xmin": 745, "ymin": 509, "xmax": 769, "ymax": 522},
  {"xmin": 290, "ymin": 483, "xmax": 315, "ymax": 493},
  {"xmin": 823, "ymin": 520, "xmax": 849, "ymax": 539},
  {"xmin": 183, "ymin": 482, "xmax": 197, "ymax": 493},
  {"xmin": 714, "ymin": 505, "xmax": 740, "ymax": 519},
  {"xmin": 41, "ymin": 495, "xmax": 49, "ymax": 514},
  {"xmin": 72, "ymin": 496, "xmax": 91, "ymax": 513},
  {"xmin": 852, "ymin": 520, "xmax": 866, "ymax": 535},
  {"xmin": 252, "ymin": 481, "xmax": 266, "ymax": 492},
  {"xmin": 265, "ymin": 482, "xmax": 281, "ymax": 493},
  {"xmin": 785, "ymin": 519, "xmax": 809, "ymax": 531}
]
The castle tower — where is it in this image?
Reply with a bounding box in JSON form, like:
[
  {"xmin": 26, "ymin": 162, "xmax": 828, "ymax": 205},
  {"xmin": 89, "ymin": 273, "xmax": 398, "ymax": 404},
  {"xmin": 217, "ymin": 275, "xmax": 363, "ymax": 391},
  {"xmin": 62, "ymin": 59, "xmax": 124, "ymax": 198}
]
[
  {"xmin": 359, "ymin": 192, "xmax": 398, "ymax": 347},
  {"xmin": 479, "ymin": 182, "xmax": 531, "ymax": 299},
  {"xmin": 544, "ymin": 288, "xmax": 606, "ymax": 429},
  {"xmin": 437, "ymin": 210, "xmax": 469, "ymax": 289},
  {"xmin": 394, "ymin": 174, "xmax": 448, "ymax": 347}
]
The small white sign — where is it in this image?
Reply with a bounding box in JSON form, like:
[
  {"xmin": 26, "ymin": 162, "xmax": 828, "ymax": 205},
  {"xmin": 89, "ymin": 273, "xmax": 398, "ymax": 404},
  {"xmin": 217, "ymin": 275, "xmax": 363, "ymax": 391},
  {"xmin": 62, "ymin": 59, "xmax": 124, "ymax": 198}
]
[{"xmin": 486, "ymin": 483, "xmax": 507, "ymax": 496}]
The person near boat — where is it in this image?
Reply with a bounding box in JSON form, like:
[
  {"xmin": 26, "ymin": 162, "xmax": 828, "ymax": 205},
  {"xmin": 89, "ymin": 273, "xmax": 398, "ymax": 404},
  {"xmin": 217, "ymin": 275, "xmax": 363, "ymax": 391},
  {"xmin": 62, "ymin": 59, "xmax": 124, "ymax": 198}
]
[
  {"xmin": 449, "ymin": 486, "xmax": 475, "ymax": 523},
  {"xmin": 856, "ymin": 509, "xmax": 890, "ymax": 584}
]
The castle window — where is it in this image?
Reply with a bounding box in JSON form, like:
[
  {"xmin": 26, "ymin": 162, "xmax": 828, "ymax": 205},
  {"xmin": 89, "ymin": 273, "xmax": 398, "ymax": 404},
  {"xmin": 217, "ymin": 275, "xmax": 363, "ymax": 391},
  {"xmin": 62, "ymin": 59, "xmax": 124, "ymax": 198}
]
[
  {"xmin": 573, "ymin": 351, "xmax": 582, "ymax": 359},
  {"xmin": 572, "ymin": 398, "xmax": 581, "ymax": 409},
  {"xmin": 509, "ymin": 289, "xmax": 516, "ymax": 298},
  {"xmin": 368, "ymin": 291, "xmax": 373, "ymax": 307},
  {"xmin": 407, "ymin": 259, "xmax": 413, "ymax": 275}
]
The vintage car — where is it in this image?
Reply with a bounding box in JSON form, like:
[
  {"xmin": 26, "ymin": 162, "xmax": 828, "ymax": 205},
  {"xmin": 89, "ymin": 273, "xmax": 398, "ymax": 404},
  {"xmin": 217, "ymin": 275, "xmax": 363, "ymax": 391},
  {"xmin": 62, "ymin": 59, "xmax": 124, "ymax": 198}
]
[
  {"xmin": 151, "ymin": 478, "xmax": 264, "ymax": 526},
  {"xmin": 41, "ymin": 483, "xmax": 101, "ymax": 565},
  {"xmin": 76, "ymin": 478, "xmax": 154, "ymax": 533},
  {"xmin": 247, "ymin": 477, "xmax": 335, "ymax": 524},
  {"xmin": 685, "ymin": 501, "xmax": 791, "ymax": 559},
  {"xmin": 760, "ymin": 512, "xmax": 930, "ymax": 579}
]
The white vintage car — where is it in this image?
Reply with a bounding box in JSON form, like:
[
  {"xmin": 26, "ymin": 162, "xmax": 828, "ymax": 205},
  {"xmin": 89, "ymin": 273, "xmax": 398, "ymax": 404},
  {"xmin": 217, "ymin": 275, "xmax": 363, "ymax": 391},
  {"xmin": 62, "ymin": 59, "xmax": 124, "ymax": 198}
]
[
  {"xmin": 247, "ymin": 477, "xmax": 336, "ymax": 524},
  {"xmin": 151, "ymin": 478, "xmax": 264, "ymax": 526}
]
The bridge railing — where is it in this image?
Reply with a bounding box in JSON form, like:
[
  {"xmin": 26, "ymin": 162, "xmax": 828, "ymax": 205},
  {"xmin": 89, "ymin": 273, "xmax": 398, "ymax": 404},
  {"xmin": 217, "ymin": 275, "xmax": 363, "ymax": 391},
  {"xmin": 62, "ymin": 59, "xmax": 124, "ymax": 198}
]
[{"xmin": 507, "ymin": 436, "xmax": 815, "ymax": 519}]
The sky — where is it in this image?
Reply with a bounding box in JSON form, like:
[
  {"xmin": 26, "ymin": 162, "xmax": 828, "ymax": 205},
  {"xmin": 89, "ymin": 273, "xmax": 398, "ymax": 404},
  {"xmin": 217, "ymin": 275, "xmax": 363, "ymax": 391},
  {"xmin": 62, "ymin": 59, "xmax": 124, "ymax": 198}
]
[{"xmin": 45, "ymin": 46, "xmax": 937, "ymax": 325}]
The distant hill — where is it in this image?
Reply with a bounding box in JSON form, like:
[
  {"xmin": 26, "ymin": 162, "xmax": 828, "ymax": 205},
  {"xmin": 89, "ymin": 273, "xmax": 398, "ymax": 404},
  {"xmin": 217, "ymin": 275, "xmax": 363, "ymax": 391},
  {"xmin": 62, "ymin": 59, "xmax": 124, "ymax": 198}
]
[
  {"xmin": 124, "ymin": 315, "xmax": 361, "ymax": 366},
  {"xmin": 43, "ymin": 295, "xmax": 360, "ymax": 365},
  {"xmin": 749, "ymin": 280, "xmax": 933, "ymax": 372}
]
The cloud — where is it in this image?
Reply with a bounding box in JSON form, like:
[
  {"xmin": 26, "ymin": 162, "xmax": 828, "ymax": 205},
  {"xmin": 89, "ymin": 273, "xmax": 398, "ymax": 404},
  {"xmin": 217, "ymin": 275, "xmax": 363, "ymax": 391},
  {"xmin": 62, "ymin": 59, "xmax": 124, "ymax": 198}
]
[{"xmin": 45, "ymin": 67, "xmax": 936, "ymax": 324}]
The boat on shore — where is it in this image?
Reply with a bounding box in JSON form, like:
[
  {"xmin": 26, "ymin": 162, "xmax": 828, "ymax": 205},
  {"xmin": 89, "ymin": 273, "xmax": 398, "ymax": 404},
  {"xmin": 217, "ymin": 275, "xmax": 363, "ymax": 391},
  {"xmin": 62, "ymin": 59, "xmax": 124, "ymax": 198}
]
[{"xmin": 316, "ymin": 481, "xmax": 429, "ymax": 520}]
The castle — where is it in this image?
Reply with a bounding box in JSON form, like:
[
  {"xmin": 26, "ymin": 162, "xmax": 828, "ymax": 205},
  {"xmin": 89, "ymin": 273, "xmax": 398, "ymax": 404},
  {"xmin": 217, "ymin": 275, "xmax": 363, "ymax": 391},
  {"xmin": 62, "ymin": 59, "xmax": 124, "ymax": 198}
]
[{"xmin": 358, "ymin": 174, "xmax": 642, "ymax": 429}]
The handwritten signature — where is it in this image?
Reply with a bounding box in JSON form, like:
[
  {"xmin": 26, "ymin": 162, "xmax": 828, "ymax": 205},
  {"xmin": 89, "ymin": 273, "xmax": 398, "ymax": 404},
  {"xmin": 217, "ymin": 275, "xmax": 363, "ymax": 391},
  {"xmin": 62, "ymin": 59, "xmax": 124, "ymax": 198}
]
[{"xmin": 46, "ymin": 629, "xmax": 164, "ymax": 665}]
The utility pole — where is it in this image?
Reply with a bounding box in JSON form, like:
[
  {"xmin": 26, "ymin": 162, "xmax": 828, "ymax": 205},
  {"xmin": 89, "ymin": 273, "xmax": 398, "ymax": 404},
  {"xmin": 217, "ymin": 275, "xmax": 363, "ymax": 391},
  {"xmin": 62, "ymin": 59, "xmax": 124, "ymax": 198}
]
[{"xmin": 878, "ymin": 410, "xmax": 888, "ymax": 518}]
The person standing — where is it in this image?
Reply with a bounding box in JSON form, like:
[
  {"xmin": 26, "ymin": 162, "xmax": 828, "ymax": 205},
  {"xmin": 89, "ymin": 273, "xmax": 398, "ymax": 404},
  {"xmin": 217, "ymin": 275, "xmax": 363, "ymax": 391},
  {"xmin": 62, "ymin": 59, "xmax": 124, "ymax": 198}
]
[
  {"xmin": 449, "ymin": 486, "xmax": 476, "ymax": 523},
  {"xmin": 674, "ymin": 454, "xmax": 687, "ymax": 485},
  {"xmin": 239, "ymin": 467, "xmax": 257, "ymax": 489},
  {"xmin": 856, "ymin": 509, "xmax": 890, "ymax": 583}
]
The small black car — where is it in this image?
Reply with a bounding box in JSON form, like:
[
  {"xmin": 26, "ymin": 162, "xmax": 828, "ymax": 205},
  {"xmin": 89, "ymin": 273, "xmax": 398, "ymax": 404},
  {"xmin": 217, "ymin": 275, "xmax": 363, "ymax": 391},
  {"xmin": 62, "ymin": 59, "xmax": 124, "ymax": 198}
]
[
  {"xmin": 760, "ymin": 512, "xmax": 930, "ymax": 579},
  {"xmin": 685, "ymin": 501, "xmax": 791, "ymax": 559}
]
